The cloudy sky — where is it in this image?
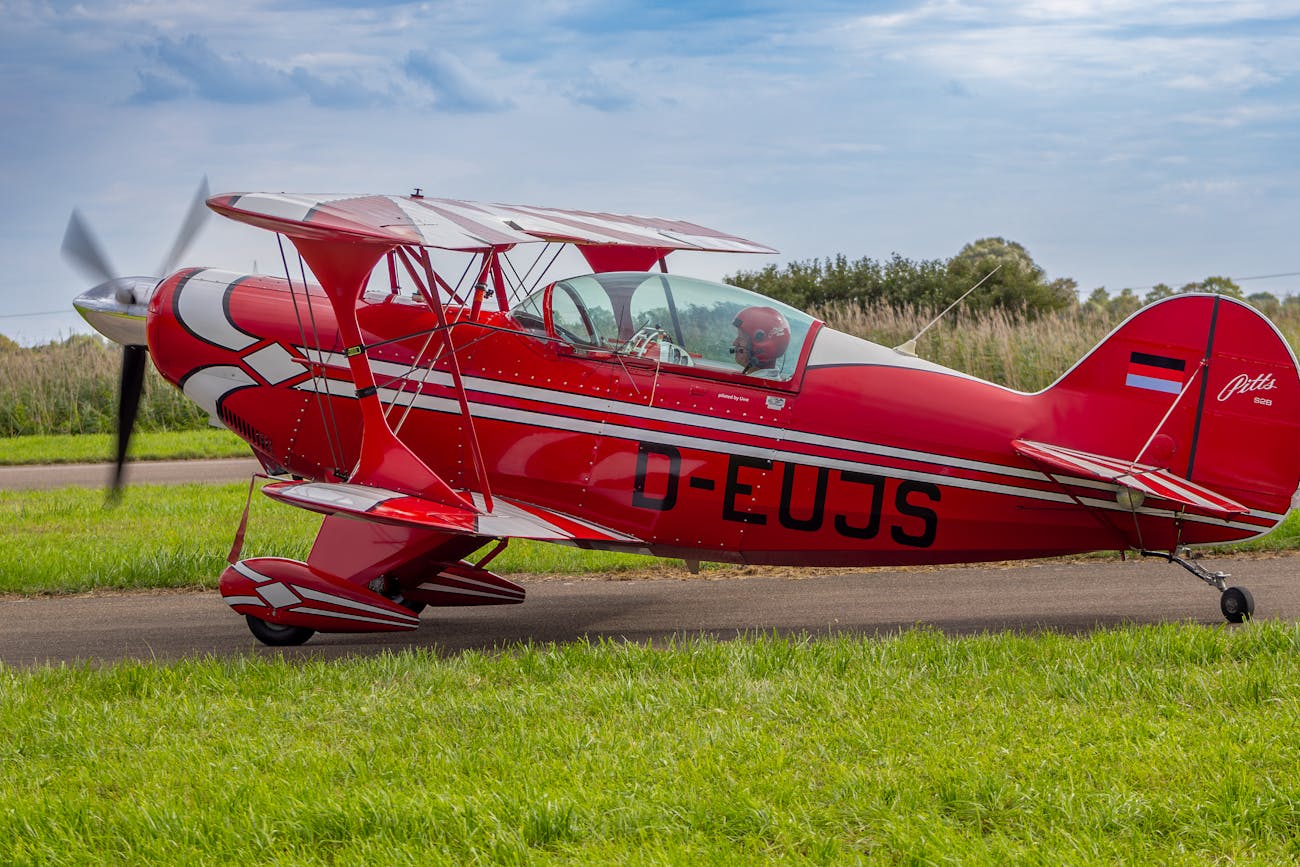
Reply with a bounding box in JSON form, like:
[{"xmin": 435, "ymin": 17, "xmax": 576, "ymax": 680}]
[{"xmin": 4, "ymin": 0, "xmax": 1300, "ymax": 343}]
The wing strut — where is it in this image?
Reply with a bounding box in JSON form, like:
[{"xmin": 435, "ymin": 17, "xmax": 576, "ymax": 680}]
[
  {"xmin": 287, "ymin": 237, "xmax": 470, "ymax": 506},
  {"xmin": 395, "ymin": 245, "xmax": 496, "ymax": 511}
]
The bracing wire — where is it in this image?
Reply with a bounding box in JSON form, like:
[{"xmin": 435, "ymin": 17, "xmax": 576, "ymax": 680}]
[
  {"xmin": 277, "ymin": 235, "xmax": 344, "ymax": 474},
  {"xmin": 296, "ymin": 251, "xmax": 348, "ymax": 471}
]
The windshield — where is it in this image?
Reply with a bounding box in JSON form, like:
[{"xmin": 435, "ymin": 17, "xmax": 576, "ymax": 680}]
[{"xmin": 514, "ymin": 272, "xmax": 815, "ymax": 381}]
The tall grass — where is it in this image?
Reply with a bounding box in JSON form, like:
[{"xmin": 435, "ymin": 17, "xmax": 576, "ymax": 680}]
[
  {"xmin": 6, "ymin": 297, "xmax": 1300, "ymax": 435},
  {"xmin": 815, "ymin": 299, "xmax": 1300, "ymax": 392},
  {"xmin": 0, "ymin": 336, "xmax": 207, "ymax": 436},
  {"xmin": 812, "ymin": 302, "xmax": 1117, "ymax": 391}
]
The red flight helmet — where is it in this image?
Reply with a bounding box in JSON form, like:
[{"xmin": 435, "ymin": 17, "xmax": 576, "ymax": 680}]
[{"xmin": 733, "ymin": 306, "xmax": 791, "ymax": 368}]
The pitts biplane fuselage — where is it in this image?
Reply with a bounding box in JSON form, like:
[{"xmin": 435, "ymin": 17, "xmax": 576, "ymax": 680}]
[
  {"xmin": 71, "ymin": 191, "xmax": 1300, "ymax": 643},
  {"xmin": 148, "ymin": 265, "xmax": 1293, "ymax": 565}
]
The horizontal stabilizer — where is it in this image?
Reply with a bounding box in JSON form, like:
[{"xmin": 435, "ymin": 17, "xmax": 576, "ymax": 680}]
[
  {"xmin": 1012, "ymin": 439, "xmax": 1248, "ymax": 517},
  {"xmin": 262, "ymin": 480, "xmax": 643, "ymax": 543}
]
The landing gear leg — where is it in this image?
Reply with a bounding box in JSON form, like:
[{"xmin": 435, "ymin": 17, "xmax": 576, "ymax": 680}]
[
  {"xmin": 370, "ymin": 575, "xmax": 427, "ymax": 615},
  {"xmin": 1141, "ymin": 549, "xmax": 1254, "ymax": 623}
]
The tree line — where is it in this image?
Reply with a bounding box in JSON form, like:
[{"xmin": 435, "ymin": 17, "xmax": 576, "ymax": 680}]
[{"xmin": 726, "ymin": 237, "xmax": 1293, "ymax": 318}]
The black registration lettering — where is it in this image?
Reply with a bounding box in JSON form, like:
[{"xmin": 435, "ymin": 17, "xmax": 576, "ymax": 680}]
[
  {"xmin": 633, "ymin": 442, "xmax": 680, "ymax": 511},
  {"xmin": 634, "ymin": 446, "xmax": 942, "ymax": 548},
  {"xmin": 833, "ymin": 470, "xmax": 886, "ymax": 539},
  {"xmin": 891, "ymin": 480, "xmax": 940, "ymax": 547},
  {"xmin": 779, "ymin": 464, "xmax": 828, "ymax": 532},
  {"xmin": 723, "ymin": 455, "xmax": 770, "ymax": 524}
]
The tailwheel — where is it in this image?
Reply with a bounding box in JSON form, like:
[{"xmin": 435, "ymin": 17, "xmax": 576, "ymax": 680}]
[
  {"xmin": 1141, "ymin": 549, "xmax": 1255, "ymax": 624},
  {"xmin": 1220, "ymin": 587, "xmax": 1254, "ymax": 623},
  {"xmin": 245, "ymin": 614, "xmax": 316, "ymax": 647}
]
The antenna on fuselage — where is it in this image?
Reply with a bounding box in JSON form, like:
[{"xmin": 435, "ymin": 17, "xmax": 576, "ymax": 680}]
[{"xmin": 894, "ymin": 264, "xmax": 1002, "ymax": 357}]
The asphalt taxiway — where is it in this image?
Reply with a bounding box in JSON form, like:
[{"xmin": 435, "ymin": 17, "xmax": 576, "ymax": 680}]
[
  {"xmin": 3, "ymin": 555, "xmax": 1295, "ymax": 667},
  {"xmin": 4, "ymin": 458, "xmax": 1294, "ymax": 667}
]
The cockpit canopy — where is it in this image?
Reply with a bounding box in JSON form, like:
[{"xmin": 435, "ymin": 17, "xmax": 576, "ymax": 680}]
[{"xmin": 514, "ymin": 272, "xmax": 817, "ymax": 382}]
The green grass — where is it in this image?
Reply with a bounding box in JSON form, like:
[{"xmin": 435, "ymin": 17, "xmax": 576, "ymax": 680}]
[
  {"xmin": 0, "ymin": 482, "xmax": 683, "ymax": 595},
  {"xmin": 3, "ymin": 625, "xmax": 1300, "ymax": 863},
  {"xmin": 1, "ymin": 480, "xmax": 1298, "ymax": 595},
  {"xmin": 0, "ymin": 428, "xmax": 250, "ymax": 465}
]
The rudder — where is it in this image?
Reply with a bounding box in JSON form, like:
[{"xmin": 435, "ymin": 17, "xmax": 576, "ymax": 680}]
[{"xmin": 1037, "ymin": 293, "xmax": 1300, "ymax": 523}]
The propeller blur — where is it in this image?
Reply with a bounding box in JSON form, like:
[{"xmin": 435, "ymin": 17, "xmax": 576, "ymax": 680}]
[{"xmin": 63, "ymin": 178, "xmax": 210, "ymax": 497}]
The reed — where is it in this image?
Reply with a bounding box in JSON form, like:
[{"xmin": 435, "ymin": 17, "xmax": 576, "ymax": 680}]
[
  {"xmin": 0, "ymin": 336, "xmax": 207, "ymax": 436},
  {"xmin": 810, "ymin": 301, "xmax": 1116, "ymax": 391},
  {"xmin": 815, "ymin": 299, "xmax": 1300, "ymax": 392},
  {"xmin": 6, "ymin": 297, "xmax": 1300, "ymax": 435}
]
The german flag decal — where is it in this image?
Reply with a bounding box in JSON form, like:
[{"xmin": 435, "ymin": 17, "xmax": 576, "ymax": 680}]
[{"xmin": 1126, "ymin": 352, "xmax": 1186, "ymax": 394}]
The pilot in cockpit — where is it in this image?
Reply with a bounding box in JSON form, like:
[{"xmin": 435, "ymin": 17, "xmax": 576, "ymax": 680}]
[{"xmin": 730, "ymin": 306, "xmax": 791, "ymax": 377}]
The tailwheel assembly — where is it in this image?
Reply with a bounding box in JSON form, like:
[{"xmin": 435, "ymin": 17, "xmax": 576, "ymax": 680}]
[{"xmin": 1142, "ymin": 548, "xmax": 1253, "ymax": 623}]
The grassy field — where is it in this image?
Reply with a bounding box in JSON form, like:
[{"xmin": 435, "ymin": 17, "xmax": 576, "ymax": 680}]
[
  {"xmin": 3, "ymin": 625, "xmax": 1300, "ymax": 863},
  {"xmin": 0, "ymin": 428, "xmax": 249, "ymax": 465},
  {"xmin": 0, "ymin": 482, "xmax": 689, "ymax": 595}
]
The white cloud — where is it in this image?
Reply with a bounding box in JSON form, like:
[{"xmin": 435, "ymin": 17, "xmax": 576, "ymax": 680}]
[
  {"xmin": 402, "ymin": 48, "xmax": 515, "ymax": 113},
  {"xmin": 4, "ymin": 1, "xmax": 1300, "ymax": 343},
  {"xmin": 841, "ymin": 1, "xmax": 1300, "ymax": 97}
]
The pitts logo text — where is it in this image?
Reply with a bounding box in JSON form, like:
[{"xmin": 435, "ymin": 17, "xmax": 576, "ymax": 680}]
[{"xmin": 1217, "ymin": 372, "xmax": 1278, "ymax": 402}]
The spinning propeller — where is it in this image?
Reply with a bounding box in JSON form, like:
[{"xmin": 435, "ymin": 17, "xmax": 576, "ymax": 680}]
[{"xmin": 62, "ymin": 178, "xmax": 211, "ymax": 497}]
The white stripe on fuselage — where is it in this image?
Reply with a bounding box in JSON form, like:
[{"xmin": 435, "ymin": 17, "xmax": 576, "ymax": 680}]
[
  {"xmin": 286, "ymin": 361, "xmax": 1276, "ymax": 534},
  {"xmin": 308, "ymin": 350, "xmax": 1092, "ymax": 487}
]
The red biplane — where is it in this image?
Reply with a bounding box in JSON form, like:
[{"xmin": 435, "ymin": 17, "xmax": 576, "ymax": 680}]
[{"xmin": 65, "ymin": 184, "xmax": 1300, "ymax": 645}]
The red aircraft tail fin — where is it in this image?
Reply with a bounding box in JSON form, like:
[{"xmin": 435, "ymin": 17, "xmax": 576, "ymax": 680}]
[{"xmin": 1036, "ymin": 294, "xmax": 1300, "ymax": 523}]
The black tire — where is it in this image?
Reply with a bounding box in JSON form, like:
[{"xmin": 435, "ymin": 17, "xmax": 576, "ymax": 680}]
[
  {"xmin": 245, "ymin": 615, "xmax": 316, "ymax": 646},
  {"xmin": 1220, "ymin": 586, "xmax": 1255, "ymax": 623}
]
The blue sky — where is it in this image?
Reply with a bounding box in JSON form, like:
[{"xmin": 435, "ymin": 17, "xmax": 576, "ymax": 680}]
[{"xmin": 4, "ymin": 0, "xmax": 1300, "ymax": 343}]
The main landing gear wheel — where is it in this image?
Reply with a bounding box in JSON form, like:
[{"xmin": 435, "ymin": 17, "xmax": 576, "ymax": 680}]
[
  {"xmin": 372, "ymin": 576, "xmax": 427, "ymax": 615},
  {"xmin": 1220, "ymin": 587, "xmax": 1255, "ymax": 623},
  {"xmin": 245, "ymin": 615, "xmax": 315, "ymax": 647},
  {"xmin": 384, "ymin": 589, "xmax": 426, "ymax": 615}
]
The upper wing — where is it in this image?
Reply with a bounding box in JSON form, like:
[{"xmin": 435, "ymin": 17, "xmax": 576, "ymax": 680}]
[
  {"xmin": 1012, "ymin": 439, "xmax": 1248, "ymax": 516},
  {"xmin": 207, "ymin": 192, "xmax": 777, "ymax": 254}
]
